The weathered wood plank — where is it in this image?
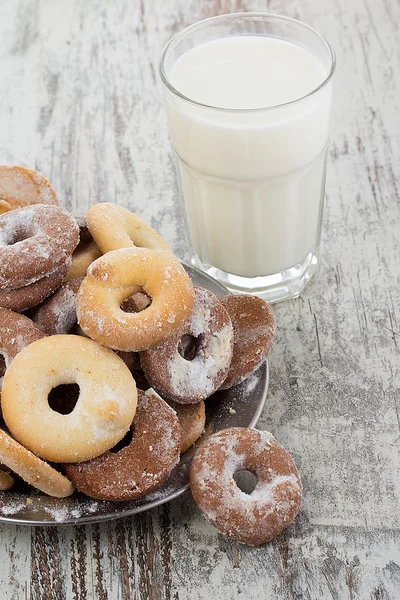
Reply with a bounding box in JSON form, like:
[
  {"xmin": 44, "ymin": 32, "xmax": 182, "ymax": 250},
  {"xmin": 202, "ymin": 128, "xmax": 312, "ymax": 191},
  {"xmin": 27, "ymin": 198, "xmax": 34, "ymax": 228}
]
[
  {"xmin": 0, "ymin": 524, "xmax": 31, "ymax": 600},
  {"xmin": 0, "ymin": 0, "xmax": 399, "ymax": 598}
]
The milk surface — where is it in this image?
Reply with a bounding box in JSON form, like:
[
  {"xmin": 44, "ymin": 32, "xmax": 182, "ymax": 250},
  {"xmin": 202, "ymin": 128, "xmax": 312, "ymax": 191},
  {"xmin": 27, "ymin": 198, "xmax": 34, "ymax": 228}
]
[{"xmin": 165, "ymin": 35, "xmax": 332, "ymax": 277}]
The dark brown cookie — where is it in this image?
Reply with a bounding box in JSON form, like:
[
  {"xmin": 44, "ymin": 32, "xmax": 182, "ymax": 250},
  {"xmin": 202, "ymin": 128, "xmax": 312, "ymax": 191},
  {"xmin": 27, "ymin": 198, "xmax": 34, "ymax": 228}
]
[
  {"xmin": 63, "ymin": 389, "xmax": 181, "ymax": 501},
  {"xmin": 0, "ymin": 308, "xmax": 44, "ymax": 389},
  {"xmin": 32, "ymin": 277, "xmax": 83, "ymax": 335},
  {"xmin": 167, "ymin": 400, "xmax": 206, "ymax": 453},
  {"xmin": 0, "ymin": 258, "xmax": 72, "ymax": 312},
  {"xmin": 0, "ymin": 204, "xmax": 79, "ymax": 289},
  {"xmin": 219, "ymin": 295, "xmax": 276, "ymax": 389},
  {"xmin": 140, "ymin": 287, "xmax": 234, "ymax": 404},
  {"xmin": 190, "ymin": 427, "xmax": 302, "ymax": 546}
]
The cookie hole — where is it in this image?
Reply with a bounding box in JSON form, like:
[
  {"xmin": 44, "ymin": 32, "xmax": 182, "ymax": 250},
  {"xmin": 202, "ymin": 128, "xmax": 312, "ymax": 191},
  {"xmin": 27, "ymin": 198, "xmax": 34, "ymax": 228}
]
[
  {"xmin": 178, "ymin": 334, "xmax": 203, "ymax": 361},
  {"xmin": 48, "ymin": 384, "xmax": 80, "ymax": 415},
  {"xmin": 109, "ymin": 429, "xmax": 133, "ymax": 453},
  {"xmin": 121, "ymin": 290, "xmax": 152, "ymax": 313},
  {"xmin": 0, "ymin": 354, "xmax": 6, "ymax": 379},
  {"xmin": 6, "ymin": 226, "xmax": 34, "ymax": 246},
  {"xmin": 11, "ymin": 232, "xmax": 29, "ymax": 244},
  {"xmin": 233, "ymin": 470, "xmax": 258, "ymax": 495}
]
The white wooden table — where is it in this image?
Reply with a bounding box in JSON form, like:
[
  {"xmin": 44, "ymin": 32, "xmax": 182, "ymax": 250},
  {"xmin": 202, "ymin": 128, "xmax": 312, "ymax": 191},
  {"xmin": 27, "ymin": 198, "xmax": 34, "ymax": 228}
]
[{"xmin": 0, "ymin": 0, "xmax": 399, "ymax": 598}]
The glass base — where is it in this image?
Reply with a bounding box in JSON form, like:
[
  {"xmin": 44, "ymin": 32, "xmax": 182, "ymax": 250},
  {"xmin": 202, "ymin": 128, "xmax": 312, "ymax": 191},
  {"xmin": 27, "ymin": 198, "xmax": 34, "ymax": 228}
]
[{"xmin": 190, "ymin": 250, "xmax": 318, "ymax": 303}]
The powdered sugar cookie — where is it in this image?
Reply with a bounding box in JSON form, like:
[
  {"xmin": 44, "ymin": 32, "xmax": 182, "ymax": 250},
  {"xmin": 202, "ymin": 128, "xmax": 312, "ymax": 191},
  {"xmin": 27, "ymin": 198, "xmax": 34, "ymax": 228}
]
[
  {"xmin": 141, "ymin": 287, "xmax": 233, "ymax": 403},
  {"xmin": 63, "ymin": 388, "xmax": 181, "ymax": 501},
  {"xmin": 0, "ymin": 166, "xmax": 59, "ymax": 209},
  {"xmin": 190, "ymin": 427, "xmax": 302, "ymax": 546}
]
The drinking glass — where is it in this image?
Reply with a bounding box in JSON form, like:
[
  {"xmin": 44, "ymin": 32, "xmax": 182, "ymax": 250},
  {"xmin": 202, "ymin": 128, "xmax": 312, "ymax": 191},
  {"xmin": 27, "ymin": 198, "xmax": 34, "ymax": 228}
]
[{"xmin": 160, "ymin": 13, "xmax": 336, "ymax": 302}]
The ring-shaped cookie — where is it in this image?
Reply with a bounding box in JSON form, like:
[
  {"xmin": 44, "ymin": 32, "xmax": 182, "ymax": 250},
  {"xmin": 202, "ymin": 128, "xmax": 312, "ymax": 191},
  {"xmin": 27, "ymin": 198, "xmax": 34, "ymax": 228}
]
[
  {"xmin": 169, "ymin": 400, "xmax": 206, "ymax": 453},
  {"xmin": 140, "ymin": 287, "xmax": 233, "ymax": 403},
  {"xmin": 0, "ymin": 257, "xmax": 72, "ymax": 312},
  {"xmin": 87, "ymin": 203, "xmax": 173, "ymax": 254},
  {"xmin": 32, "ymin": 277, "xmax": 83, "ymax": 335},
  {"xmin": 1, "ymin": 335, "xmax": 138, "ymax": 463},
  {"xmin": 0, "ymin": 166, "xmax": 59, "ymax": 209},
  {"xmin": 77, "ymin": 247, "xmax": 194, "ymax": 351},
  {"xmin": 0, "ymin": 308, "xmax": 44, "ymax": 389},
  {"xmin": 0, "ymin": 429, "xmax": 74, "ymax": 497},
  {"xmin": 33, "ymin": 282, "xmax": 149, "ymax": 340},
  {"xmin": 0, "ymin": 204, "xmax": 79, "ymax": 289},
  {"xmin": 63, "ymin": 388, "xmax": 181, "ymax": 501},
  {"xmin": 219, "ymin": 295, "xmax": 276, "ymax": 389},
  {"xmin": 190, "ymin": 428, "xmax": 302, "ymax": 546}
]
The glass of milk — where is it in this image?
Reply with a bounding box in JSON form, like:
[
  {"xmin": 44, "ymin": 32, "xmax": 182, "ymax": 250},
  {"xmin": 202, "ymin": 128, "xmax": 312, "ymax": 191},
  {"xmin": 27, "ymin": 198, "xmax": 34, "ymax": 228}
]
[{"xmin": 160, "ymin": 13, "xmax": 335, "ymax": 302}]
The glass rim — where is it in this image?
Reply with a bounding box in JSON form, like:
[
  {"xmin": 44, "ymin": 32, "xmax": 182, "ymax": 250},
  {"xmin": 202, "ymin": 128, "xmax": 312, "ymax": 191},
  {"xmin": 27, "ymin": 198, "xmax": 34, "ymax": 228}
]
[{"xmin": 159, "ymin": 12, "xmax": 336, "ymax": 113}]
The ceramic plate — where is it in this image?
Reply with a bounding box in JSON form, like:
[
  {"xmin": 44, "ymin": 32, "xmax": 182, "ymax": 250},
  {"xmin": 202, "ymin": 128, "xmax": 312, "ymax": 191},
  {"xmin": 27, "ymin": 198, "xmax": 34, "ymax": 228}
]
[{"xmin": 0, "ymin": 263, "xmax": 269, "ymax": 525}]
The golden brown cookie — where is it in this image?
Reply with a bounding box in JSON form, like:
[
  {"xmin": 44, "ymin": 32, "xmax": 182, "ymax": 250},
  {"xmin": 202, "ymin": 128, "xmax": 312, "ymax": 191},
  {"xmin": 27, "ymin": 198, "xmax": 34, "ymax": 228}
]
[
  {"xmin": 0, "ymin": 166, "xmax": 59, "ymax": 209},
  {"xmin": 0, "ymin": 429, "xmax": 74, "ymax": 497},
  {"xmin": 77, "ymin": 248, "xmax": 194, "ymax": 351}
]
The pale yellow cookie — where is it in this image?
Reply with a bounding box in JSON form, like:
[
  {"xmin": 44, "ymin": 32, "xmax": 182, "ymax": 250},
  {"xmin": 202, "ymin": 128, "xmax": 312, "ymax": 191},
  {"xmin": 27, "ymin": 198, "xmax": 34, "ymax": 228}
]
[
  {"xmin": 1, "ymin": 335, "xmax": 138, "ymax": 463},
  {"xmin": 87, "ymin": 202, "xmax": 173, "ymax": 254},
  {"xmin": 0, "ymin": 429, "xmax": 74, "ymax": 497}
]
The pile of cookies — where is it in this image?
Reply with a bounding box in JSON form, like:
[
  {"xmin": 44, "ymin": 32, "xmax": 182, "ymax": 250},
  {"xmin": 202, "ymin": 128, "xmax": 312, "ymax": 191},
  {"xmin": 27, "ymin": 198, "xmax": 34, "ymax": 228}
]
[{"xmin": 0, "ymin": 166, "xmax": 302, "ymax": 546}]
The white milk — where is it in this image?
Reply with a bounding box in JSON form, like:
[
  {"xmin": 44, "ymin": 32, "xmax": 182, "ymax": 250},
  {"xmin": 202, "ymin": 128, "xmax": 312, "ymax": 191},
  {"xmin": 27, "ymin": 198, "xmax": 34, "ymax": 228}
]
[{"xmin": 164, "ymin": 35, "xmax": 332, "ymax": 278}]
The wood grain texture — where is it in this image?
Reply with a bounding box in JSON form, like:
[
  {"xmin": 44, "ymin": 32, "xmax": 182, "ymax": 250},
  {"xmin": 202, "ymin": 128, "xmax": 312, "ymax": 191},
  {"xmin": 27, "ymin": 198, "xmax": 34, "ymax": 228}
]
[{"xmin": 0, "ymin": 0, "xmax": 399, "ymax": 598}]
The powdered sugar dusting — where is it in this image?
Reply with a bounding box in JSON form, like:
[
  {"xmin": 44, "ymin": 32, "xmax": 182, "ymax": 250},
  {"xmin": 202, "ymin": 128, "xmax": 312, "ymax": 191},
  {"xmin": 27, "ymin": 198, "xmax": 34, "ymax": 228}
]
[
  {"xmin": 54, "ymin": 287, "xmax": 79, "ymax": 332},
  {"xmin": 250, "ymin": 473, "xmax": 299, "ymax": 501},
  {"xmin": 142, "ymin": 287, "xmax": 234, "ymax": 403},
  {"xmin": 0, "ymin": 499, "xmax": 26, "ymax": 515},
  {"xmin": 0, "ymin": 310, "xmax": 44, "ymax": 389},
  {"xmin": 240, "ymin": 372, "xmax": 260, "ymax": 394},
  {"xmin": 168, "ymin": 323, "xmax": 233, "ymax": 399},
  {"xmin": 0, "ymin": 205, "xmax": 79, "ymax": 288},
  {"xmin": 33, "ymin": 278, "xmax": 82, "ymax": 335},
  {"xmin": 190, "ymin": 428, "xmax": 302, "ymax": 544}
]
